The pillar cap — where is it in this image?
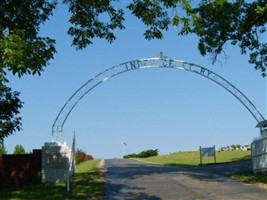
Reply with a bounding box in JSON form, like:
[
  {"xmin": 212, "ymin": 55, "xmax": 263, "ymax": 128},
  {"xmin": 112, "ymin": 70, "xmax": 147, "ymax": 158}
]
[{"xmin": 256, "ymin": 120, "xmax": 267, "ymax": 128}]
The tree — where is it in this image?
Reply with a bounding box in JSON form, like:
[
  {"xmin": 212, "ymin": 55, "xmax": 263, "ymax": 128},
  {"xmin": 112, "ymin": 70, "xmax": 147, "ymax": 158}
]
[
  {"xmin": 1, "ymin": 0, "xmax": 266, "ymax": 82},
  {"xmin": 0, "ymin": 143, "xmax": 7, "ymax": 155},
  {"xmin": 0, "ymin": 0, "xmax": 55, "ymax": 139},
  {"xmin": 62, "ymin": 0, "xmax": 267, "ymax": 76},
  {"xmin": 0, "ymin": 0, "xmax": 57, "ymax": 82},
  {"xmin": 13, "ymin": 144, "xmax": 26, "ymax": 154},
  {"xmin": 191, "ymin": 0, "xmax": 267, "ymax": 76},
  {"xmin": 0, "ymin": 83, "xmax": 23, "ymax": 141}
]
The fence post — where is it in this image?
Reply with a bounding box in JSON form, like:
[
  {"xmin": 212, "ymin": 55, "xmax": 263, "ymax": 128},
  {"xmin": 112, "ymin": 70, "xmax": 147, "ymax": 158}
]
[
  {"xmin": 66, "ymin": 132, "xmax": 76, "ymax": 192},
  {"xmin": 199, "ymin": 146, "xmax": 202, "ymax": 165},
  {"xmin": 213, "ymin": 145, "xmax": 216, "ymax": 163}
]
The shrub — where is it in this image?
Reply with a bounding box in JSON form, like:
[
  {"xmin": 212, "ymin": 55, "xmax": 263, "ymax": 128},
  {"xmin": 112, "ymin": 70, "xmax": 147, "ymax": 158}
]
[
  {"xmin": 76, "ymin": 148, "xmax": 94, "ymax": 164},
  {"xmin": 13, "ymin": 144, "xmax": 26, "ymax": 154},
  {"xmin": 138, "ymin": 149, "xmax": 159, "ymax": 158},
  {"xmin": 123, "ymin": 153, "xmax": 138, "ymax": 159},
  {"xmin": 124, "ymin": 149, "xmax": 159, "ymax": 158},
  {"xmin": 0, "ymin": 145, "xmax": 7, "ymax": 155},
  {"xmin": 85, "ymin": 154, "xmax": 94, "ymax": 160}
]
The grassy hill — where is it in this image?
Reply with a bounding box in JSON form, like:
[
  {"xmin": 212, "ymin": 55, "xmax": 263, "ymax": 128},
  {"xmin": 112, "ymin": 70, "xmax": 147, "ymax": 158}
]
[{"xmin": 135, "ymin": 150, "xmax": 251, "ymax": 166}]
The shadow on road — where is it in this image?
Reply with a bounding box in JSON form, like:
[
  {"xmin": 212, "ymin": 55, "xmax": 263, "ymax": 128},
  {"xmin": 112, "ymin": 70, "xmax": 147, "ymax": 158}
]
[
  {"xmin": 104, "ymin": 159, "xmax": 255, "ymax": 200},
  {"xmin": 104, "ymin": 182, "xmax": 161, "ymax": 200},
  {"xmin": 103, "ymin": 159, "xmax": 265, "ymax": 200}
]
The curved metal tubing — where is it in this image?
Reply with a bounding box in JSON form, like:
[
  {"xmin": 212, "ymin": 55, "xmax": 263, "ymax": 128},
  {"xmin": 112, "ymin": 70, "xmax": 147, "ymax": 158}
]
[{"xmin": 52, "ymin": 55, "xmax": 265, "ymax": 137}]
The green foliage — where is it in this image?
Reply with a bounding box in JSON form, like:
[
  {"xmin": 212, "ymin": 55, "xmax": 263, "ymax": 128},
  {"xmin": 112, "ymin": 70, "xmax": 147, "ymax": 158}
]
[
  {"xmin": 0, "ymin": 84, "xmax": 23, "ymax": 141},
  {"xmin": 0, "ymin": 144, "xmax": 7, "ymax": 154},
  {"xmin": 124, "ymin": 153, "xmax": 138, "ymax": 159},
  {"xmin": 13, "ymin": 144, "xmax": 26, "ymax": 154},
  {"xmin": 0, "ymin": 0, "xmax": 266, "ymax": 82},
  {"xmin": 64, "ymin": 0, "xmax": 125, "ymax": 49},
  {"xmin": 191, "ymin": 0, "xmax": 267, "ymax": 76},
  {"xmin": 0, "ymin": 0, "xmax": 57, "ymax": 81},
  {"xmin": 124, "ymin": 149, "xmax": 159, "ymax": 158},
  {"xmin": 127, "ymin": 0, "xmax": 171, "ymax": 40},
  {"xmin": 232, "ymin": 173, "xmax": 267, "ymax": 185},
  {"xmin": 76, "ymin": 148, "xmax": 86, "ymax": 164},
  {"xmin": 138, "ymin": 149, "xmax": 159, "ymax": 158},
  {"xmin": 0, "ymin": 0, "xmax": 55, "ymax": 139},
  {"xmin": 59, "ymin": 0, "xmax": 267, "ymax": 76}
]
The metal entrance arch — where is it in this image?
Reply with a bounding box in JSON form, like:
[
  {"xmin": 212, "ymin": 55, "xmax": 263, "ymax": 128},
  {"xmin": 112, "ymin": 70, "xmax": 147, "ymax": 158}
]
[{"xmin": 52, "ymin": 54, "xmax": 265, "ymax": 139}]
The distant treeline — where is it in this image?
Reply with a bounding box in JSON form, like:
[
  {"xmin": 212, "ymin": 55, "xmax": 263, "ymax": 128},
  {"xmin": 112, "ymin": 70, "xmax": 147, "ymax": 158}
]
[{"xmin": 124, "ymin": 149, "xmax": 159, "ymax": 158}]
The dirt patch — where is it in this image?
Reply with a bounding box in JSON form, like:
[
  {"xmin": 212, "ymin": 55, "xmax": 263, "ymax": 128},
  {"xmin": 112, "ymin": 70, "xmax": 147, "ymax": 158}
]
[{"xmin": 98, "ymin": 159, "xmax": 106, "ymax": 181}]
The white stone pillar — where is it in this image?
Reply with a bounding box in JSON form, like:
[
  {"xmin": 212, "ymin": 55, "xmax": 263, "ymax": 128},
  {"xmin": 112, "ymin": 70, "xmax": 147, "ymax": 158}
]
[{"xmin": 41, "ymin": 142, "xmax": 71, "ymax": 184}]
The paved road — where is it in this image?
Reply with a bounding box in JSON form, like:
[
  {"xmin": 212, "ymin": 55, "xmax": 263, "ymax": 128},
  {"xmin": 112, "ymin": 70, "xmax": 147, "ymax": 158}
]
[{"xmin": 103, "ymin": 159, "xmax": 267, "ymax": 200}]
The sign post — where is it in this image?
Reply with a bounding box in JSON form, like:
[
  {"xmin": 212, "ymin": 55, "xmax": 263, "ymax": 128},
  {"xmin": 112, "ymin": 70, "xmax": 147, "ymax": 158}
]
[{"xmin": 199, "ymin": 145, "xmax": 216, "ymax": 165}]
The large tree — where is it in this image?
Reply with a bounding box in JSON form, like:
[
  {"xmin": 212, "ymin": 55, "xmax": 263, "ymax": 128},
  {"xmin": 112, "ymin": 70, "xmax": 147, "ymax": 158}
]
[
  {"xmin": 0, "ymin": 0, "xmax": 266, "ymax": 139},
  {"xmin": 0, "ymin": 83, "xmax": 22, "ymax": 141},
  {"xmin": 0, "ymin": 0, "xmax": 56, "ymax": 81},
  {"xmin": 0, "ymin": 0, "xmax": 56, "ymax": 140},
  {"xmin": 63, "ymin": 0, "xmax": 267, "ymax": 76},
  {"xmin": 191, "ymin": 0, "xmax": 267, "ymax": 76},
  {"xmin": 1, "ymin": 0, "xmax": 266, "ymax": 82}
]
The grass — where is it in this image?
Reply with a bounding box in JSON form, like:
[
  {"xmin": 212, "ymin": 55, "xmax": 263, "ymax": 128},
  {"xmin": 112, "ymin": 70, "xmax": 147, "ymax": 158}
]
[
  {"xmin": 135, "ymin": 150, "xmax": 251, "ymax": 166},
  {"xmin": 231, "ymin": 173, "xmax": 267, "ymax": 188},
  {"xmin": 0, "ymin": 159, "xmax": 104, "ymax": 200},
  {"xmin": 0, "ymin": 151, "xmax": 265, "ymax": 199},
  {"xmin": 135, "ymin": 150, "xmax": 267, "ymax": 186}
]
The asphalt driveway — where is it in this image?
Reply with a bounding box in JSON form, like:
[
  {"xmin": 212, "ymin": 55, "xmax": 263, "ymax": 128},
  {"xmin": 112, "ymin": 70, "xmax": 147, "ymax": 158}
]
[{"xmin": 103, "ymin": 159, "xmax": 267, "ymax": 200}]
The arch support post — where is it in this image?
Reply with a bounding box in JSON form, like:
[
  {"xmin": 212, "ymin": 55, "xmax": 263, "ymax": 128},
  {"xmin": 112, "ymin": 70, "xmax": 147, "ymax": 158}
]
[
  {"xmin": 252, "ymin": 120, "xmax": 267, "ymax": 174},
  {"xmin": 256, "ymin": 120, "xmax": 267, "ymax": 136}
]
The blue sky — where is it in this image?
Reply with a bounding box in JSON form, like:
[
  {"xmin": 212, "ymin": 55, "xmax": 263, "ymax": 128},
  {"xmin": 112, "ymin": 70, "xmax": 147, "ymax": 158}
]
[{"xmin": 5, "ymin": 3, "xmax": 267, "ymax": 158}]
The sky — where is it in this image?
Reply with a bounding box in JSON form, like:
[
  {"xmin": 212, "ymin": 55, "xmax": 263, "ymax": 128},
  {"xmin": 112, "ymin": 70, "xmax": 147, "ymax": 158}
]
[{"xmin": 5, "ymin": 3, "xmax": 267, "ymax": 158}]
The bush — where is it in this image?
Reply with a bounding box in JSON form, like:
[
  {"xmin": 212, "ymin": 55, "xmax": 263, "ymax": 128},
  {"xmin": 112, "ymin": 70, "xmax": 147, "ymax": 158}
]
[
  {"xmin": 138, "ymin": 149, "xmax": 159, "ymax": 158},
  {"xmin": 124, "ymin": 149, "xmax": 159, "ymax": 158},
  {"xmin": 0, "ymin": 145, "xmax": 7, "ymax": 155},
  {"xmin": 13, "ymin": 144, "xmax": 26, "ymax": 154},
  {"xmin": 85, "ymin": 154, "xmax": 94, "ymax": 160},
  {"xmin": 75, "ymin": 148, "xmax": 94, "ymax": 164},
  {"xmin": 123, "ymin": 153, "xmax": 138, "ymax": 159}
]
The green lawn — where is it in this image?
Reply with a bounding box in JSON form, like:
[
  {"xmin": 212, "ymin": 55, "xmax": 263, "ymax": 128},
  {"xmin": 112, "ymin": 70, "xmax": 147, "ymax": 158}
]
[
  {"xmin": 135, "ymin": 150, "xmax": 267, "ymax": 186},
  {"xmin": 231, "ymin": 173, "xmax": 267, "ymax": 185},
  {"xmin": 0, "ymin": 159, "xmax": 104, "ymax": 200},
  {"xmin": 135, "ymin": 150, "xmax": 251, "ymax": 166}
]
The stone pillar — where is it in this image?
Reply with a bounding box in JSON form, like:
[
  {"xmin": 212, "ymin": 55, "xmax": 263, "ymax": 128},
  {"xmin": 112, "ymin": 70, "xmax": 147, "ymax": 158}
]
[
  {"xmin": 41, "ymin": 142, "xmax": 71, "ymax": 184},
  {"xmin": 252, "ymin": 136, "xmax": 267, "ymax": 174},
  {"xmin": 252, "ymin": 120, "xmax": 267, "ymax": 174}
]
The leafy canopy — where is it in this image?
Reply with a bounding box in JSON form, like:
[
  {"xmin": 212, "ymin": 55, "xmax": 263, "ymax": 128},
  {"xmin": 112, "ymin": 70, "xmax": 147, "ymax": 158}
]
[
  {"xmin": 62, "ymin": 0, "xmax": 267, "ymax": 76},
  {"xmin": 1, "ymin": 0, "xmax": 266, "ymax": 81},
  {"xmin": 0, "ymin": 0, "xmax": 57, "ymax": 82},
  {"xmin": 0, "ymin": 0, "xmax": 55, "ymax": 140},
  {"xmin": 0, "ymin": 84, "xmax": 23, "ymax": 141},
  {"xmin": 192, "ymin": 0, "xmax": 267, "ymax": 76}
]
